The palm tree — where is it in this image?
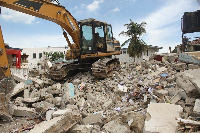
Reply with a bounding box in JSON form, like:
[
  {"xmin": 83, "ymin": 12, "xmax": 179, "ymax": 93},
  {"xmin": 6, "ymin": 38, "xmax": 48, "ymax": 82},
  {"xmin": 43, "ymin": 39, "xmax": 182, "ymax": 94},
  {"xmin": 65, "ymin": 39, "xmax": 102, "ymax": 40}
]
[{"xmin": 119, "ymin": 19, "xmax": 148, "ymax": 59}]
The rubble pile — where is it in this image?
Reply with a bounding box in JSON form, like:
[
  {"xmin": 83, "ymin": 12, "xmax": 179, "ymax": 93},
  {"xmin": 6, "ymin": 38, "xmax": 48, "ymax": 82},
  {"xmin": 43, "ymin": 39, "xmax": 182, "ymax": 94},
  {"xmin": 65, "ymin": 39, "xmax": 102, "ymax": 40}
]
[{"xmin": 1, "ymin": 59, "xmax": 200, "ymax": 133}]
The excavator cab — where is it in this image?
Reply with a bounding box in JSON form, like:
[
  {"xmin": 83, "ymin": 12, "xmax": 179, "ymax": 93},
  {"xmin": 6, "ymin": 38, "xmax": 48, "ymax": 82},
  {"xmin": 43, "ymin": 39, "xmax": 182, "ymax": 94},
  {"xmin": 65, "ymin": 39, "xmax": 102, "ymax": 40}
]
[{"xmin": 79, "ymin": 18, "xmax": 115, "ymax": 55}]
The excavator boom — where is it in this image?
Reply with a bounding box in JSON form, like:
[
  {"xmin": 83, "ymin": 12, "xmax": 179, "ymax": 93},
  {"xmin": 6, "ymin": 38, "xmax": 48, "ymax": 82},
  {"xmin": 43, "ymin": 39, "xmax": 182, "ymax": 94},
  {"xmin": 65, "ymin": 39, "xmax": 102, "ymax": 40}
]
[
  {"xmin": 0, "ymin": 0, "xmax": 80, "ymax": 48},
  {"xmin": 0, "ymin": 26, "xmax": 11, "ymax": 78},
  {"xmin": 0, "ymin": 0, "xmax": 121, "ymax": 80}
]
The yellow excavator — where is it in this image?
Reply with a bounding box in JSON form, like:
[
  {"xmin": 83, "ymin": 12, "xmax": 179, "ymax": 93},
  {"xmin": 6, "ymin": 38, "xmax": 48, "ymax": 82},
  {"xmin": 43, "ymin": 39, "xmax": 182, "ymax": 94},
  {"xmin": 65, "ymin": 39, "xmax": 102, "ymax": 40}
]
[{"xmin": 0, "ymin": 0, "xmax": 121, "ymax": 80}]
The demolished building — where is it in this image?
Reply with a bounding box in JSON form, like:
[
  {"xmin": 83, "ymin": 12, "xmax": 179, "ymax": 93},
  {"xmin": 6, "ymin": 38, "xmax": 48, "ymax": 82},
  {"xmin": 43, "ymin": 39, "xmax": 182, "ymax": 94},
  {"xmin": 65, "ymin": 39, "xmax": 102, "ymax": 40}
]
[{"xmin": 1, "ymin": 53, "xmax": 200, "ymax": 132}]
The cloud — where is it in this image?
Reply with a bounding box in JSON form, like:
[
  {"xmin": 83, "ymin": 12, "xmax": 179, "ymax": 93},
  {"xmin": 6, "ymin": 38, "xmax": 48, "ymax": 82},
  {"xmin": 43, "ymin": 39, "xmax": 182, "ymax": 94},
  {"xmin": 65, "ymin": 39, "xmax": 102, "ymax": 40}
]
[
  {"xmin": 4, "ymin": 34, "xmax": 68, "ymax": 48},
  {"xmin": 86, "ymin": 0, "xmax": 104, "ymax": 12},
  {"xmin": 1, "ymin": 7, "xmax": 35, "ymax": 24},
  {"xmin": 140, "ymin": 0, "xmax": 199, "ymax": 53},
  {"xmin": 111, "ymin": 7, "xmax": 120, "ymax": 13}
]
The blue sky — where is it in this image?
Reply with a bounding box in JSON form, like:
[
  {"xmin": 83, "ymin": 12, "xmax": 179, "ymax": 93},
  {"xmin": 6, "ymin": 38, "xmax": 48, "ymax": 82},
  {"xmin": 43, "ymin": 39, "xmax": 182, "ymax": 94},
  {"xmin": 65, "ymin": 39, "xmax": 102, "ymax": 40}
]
[{"xmin": 0, "ymin": 0, "xmax": 199, "ymax": 53}]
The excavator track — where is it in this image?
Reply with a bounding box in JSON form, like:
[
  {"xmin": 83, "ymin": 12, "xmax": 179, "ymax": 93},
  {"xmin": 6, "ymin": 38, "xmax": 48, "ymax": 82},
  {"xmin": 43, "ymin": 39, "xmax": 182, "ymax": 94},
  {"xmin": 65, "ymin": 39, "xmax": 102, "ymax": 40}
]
[
  {"xmin": 49, "ymin": 61, "xmax": 79, "ymax": 80},
  {"xmin": 49, "ymin": 58, "xmax": 120, "ymax": 80},
  {"xmin": 92, "ymin": 58, "xmax": 120, "ymax": 78},
  {"xmin": 49, "ymin": 59, "xmax": 93, "ymax": 80}
]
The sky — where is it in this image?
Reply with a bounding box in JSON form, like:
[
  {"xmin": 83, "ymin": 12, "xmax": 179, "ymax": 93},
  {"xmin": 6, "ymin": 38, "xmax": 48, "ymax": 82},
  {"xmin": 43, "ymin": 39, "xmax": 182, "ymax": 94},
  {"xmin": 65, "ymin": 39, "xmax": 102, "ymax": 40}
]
[{"xmin": 0, "ymin": 0, "xmax": 199, "ymax": 53}]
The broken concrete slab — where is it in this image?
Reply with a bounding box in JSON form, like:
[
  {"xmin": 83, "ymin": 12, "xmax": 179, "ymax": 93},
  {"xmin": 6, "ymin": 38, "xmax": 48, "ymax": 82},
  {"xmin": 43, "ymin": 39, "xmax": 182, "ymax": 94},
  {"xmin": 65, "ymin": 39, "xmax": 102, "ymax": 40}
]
[
  {"xmin": 168, "ymin": 89, "xmax": 187, "ymax": 100},
  {"xmin": 176, "ymin": 76, "xmax": 199, "ymax": 98},
  {"xmin": 46, "ymin": 109, "xmax": 54, "ymax": 121},
  {"xmin": 69, "ymin": 125, "xmax": 94, "ymax": 133},
  {"xmin": 191, "ymin": 79, "xmax": 200, "ymax": 94},
  {"xmin": 86, "ymin": 93, "xmax": 95, "ymax": 101},
  {"xmin": 23, "ymin": 97, "xmax": 40, "ymax": 103},
  {"xmin": 52, "ymin": 109, "xmax": 70, "ymax": 118},
  {"xmin": 30, "ymin": 78, "xmax": 44, "ymax": 88},
  {"xmin": 82, "ymin": 113, "xmax": 102, "ymax": 125},
  {"xmin": 144, "ymin": 103, "xmax": 183, "ymax": 133},
  {"xmin": 52, "ymin": 83, "xmax": 62, "ymax": 90},
  {"xmin": 32, "ymin": 101, "xmax": 55, "ymax": 113},
  {"xmin": 12, "ymin": 106, "xmax": 35, "ymax": 117},
  {"xmin": 188, "ymin": 64, "xmax": 199, "ymax": 69},
  {"xmin": 24, "ymin": 89, "xmax": 29, "ymax": 99},
  {"xmin": 118, "ymin": 84, "xmax": 128, "ymax": 92},
  {"xmin": 102, "ymin": 100, "xmax": 112, "ymax": 109},
  {"xmin": 193, "ymin": 99, "xmax": 200, "ymax": 113},
  {"xmin": 153, "ymin": 89, "xmax": 168, "ymax": 97},
  {"xmin": 121, "ymin": 111, "xmax": 145, "ymax": 133},
  {"xmin": 29, "ymin": 111, "xmax": 81, "ymax": 133},
  {"xmin": 170, "ymin": 92, "xmax": 182, "ymax": 104},
  {"xmin": 103, "ymin": 120, "xmax": 131, "ymax": 133},
  {"xmin": 11, "ymin": 82, "xmax": 26, "ymax": 97},
  {"xmin": 54, "ymin": 97, "xmax": 62, "ymax": 107},
  {"xmin": 174, "ymin": 62, "xmax": 187, "ymax": 71},
  {"xmin": 191, "ymin": 99, "xmax": 200, "ymax": 117}
]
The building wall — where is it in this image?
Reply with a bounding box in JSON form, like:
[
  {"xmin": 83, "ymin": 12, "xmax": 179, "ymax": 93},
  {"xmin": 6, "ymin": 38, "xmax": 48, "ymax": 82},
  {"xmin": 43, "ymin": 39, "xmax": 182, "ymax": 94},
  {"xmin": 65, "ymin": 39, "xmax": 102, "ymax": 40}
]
[
  {"xmin": 115, "ymin": 48, "xmax": 159, "ymax": 63},
  {"xmin": 22, "ymin": 47, "xmax": 67, "ymax": 69}
]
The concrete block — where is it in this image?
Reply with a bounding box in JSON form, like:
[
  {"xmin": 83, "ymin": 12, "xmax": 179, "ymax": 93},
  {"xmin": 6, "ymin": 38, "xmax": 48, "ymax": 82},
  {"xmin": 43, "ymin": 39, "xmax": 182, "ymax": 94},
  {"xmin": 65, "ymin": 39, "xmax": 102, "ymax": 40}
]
[
  {"xmin": 12, "ymin": 106, "xmax": 35, "ymax": 117},
  {"xmin": 191, "ymin": 99, "xmax": 200, "ymax": 117},
  {"xmin": 72, "ymin": 79, "xmax": 81, "ymax": 86},
  {"xmin": 34, "ymin": 78, "xmax": 44, "ymax": 88},
  {"xmin": 193, "ymin": 99, "xmax": 200, "ymax": 113},
  {"xmin": 52, "ymin": 83, "xmax": 62, "ymax": 90},
  {"xmin": 40, "ymin": 88, "xmax": 46, "ymax": 97},
  {"xmin": 188, "ymin": 64, "xmax": 199, "ymax": 69},
  {"xmin": 11, "ymin": 82, "xmax": 25, "ymax": 97},
  {"xmin": 86, "ymin": 93, "xmax": 95, "ymax": 101},
  {"xmin": 32, "ymin": 101, "xmax": 55, "ymax": 113},
  {"xmin": 52, "ymin": 109, "xmax": 70, "ymax": 118},
  {"xmin": 24, "ymin": 89, "xmax": 29, "ymax": 99},
  {"xmin": 118, "ymin": 84, "xmax": 127, "ymax": 92},
  {"xmin": 121, "ymin": 111, "xmax": 145, "ymax": 133},
  {"xmin": 176, "ymin": 76, "xmax": 199, "ymax": 98},
  {"xmin": 175, "ymin": 63, "xmax": 187, "ymax": 71},
  {"xmin": 144, "ymin": 103, "xmax": 183, "ymax": 133},
  {"xmin": 170, "ymin": 92, "xmax": 182, "ymax": 104},
  {"xmin": 55, "ymin": 97, "xmax": 62, "ymax": 107},
  {"xmin": 29, "ymin": 112, "xmax": 82, "ymax": 133},
  {"xmin": 46, "ymin": 109, "xmax": 54, "ymax": 121},
  {"xmin": 102, "ymin": 100, "xmax": 112, "ymax": 109},
  {"xmin": 153, "ymin": 89, "xmax": 168, "ymax": 97},
  {"xmin": 103, "ymin": 121, "xmax": 131, "ymax": 133},
  {"xmin": 14, "ymin": 97, "xmax": 24, "ymax": 106},
  {"xmin": 168, "ymin": 90, "xmax": 187, "ymax": 100},
  {"xmin": 23, "ymin": 97, "xmax": 40, "ymax": 103},
  {"xmin": 191, "ymin": 79, "xmax": 200, "ymax": 94},
  {"xmin": 69, "ymin": 125, "xmax": 94, "ymax": 133},
  {"xmin": 82, "ymin": 113, "xmax": 101, "ymax": 125}
]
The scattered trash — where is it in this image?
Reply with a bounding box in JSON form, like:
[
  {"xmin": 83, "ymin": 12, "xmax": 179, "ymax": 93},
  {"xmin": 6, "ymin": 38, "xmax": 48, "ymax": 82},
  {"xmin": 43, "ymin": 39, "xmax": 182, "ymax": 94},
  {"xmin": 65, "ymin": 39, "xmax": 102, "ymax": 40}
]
[
  {"xmin": 78, "ymin": 83, "xmax": 85, "ymax": 90},
  {"xmin": 2, "ymin": 59, "xmax": 200, "ymax": 132},
  {"xmin": 68, "ymin": 83, "xmax": 75, "ymax": 98}
]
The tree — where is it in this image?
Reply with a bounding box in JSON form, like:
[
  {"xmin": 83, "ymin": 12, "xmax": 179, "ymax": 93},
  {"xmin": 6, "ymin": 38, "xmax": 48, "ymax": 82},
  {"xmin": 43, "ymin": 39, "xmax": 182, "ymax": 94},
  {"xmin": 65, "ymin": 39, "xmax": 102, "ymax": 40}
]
[
  {"xmin": 43, "ymin": 51, "xmax": 64, "ymax": 61},
  {"xmin": 119, "ymin": 19, "xmax": 148, "ymax": 58}
]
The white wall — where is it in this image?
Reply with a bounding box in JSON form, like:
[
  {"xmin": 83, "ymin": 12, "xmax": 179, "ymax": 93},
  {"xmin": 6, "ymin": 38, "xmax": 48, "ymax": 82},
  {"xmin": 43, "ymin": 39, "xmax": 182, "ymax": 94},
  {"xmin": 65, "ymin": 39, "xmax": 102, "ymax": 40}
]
[
  {"xmin": 22, "ymin": 47, "xmax": 67, "ymax": 69},
  {"xmin": 115, "ymin": 48, "xmax": 159, "ymax": 63}
]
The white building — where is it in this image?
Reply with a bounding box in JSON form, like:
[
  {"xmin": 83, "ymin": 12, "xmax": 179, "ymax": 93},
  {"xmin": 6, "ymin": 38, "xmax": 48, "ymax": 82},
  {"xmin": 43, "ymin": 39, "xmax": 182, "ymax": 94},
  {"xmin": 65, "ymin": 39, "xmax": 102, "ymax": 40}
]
[
  {"xmin": 21, "ymin": 45, "xmax": 162, "ymax": 69},
  {"xmin": 115, "ymin": 45, "xmax": 162, "ymax": 62},
  {"xmin": 22, "ymin": 47, "xmax": 67, "ymax": 69}
]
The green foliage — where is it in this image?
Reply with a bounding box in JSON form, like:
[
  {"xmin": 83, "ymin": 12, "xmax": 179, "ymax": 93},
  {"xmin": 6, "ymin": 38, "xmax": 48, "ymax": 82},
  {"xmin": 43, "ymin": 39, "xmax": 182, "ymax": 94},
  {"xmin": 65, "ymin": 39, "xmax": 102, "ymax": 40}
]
[
  {"xmin": 119, "ymin": 19, "xmax": 148, "ymax": 58},
  {"xmin": 127, "ymin": 39, "xmax": 149, "ymax": 58},
  {"xmin": 172, "ymin": 48, "xmax": 177, "ymax": 53},
  {"xmin": 43, "ymin": 51, "xmax": 64, "ymax": 61}
]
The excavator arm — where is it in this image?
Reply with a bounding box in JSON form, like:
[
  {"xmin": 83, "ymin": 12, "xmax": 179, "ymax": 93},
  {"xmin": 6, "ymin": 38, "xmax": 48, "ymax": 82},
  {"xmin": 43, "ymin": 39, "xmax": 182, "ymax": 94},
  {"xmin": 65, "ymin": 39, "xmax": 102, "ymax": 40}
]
[{"xmin": 0, "ymin": 0, "xmax": 80, "ymax": 51}]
